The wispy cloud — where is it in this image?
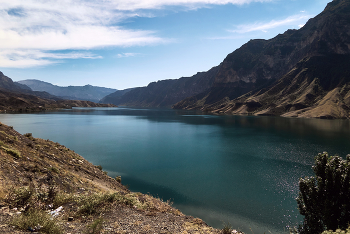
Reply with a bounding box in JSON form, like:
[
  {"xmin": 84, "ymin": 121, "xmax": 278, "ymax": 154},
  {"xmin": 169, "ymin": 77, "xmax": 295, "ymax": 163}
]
[
  {"xmin": 0, "ymin": 0, "xmax": 272, "ymax": 68},
  {"xmin": 229, "ymin": 14, "xmax": 311, "ymax": 33},
  {"xmin": 0, "ymin": 50, "xmax": 102, "ymax": 68},
  {"xmin": 116, "ymin": 53, "xmax": 141, "ymax": 58}
]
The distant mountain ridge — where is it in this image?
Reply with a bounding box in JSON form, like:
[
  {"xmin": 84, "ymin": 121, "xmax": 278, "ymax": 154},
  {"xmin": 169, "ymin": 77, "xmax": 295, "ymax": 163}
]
[
  {"xmin": 173, "ymin": 0, "xmax": 350, "ymax": 119},
  {"xmin": 0, "ymin": 72, "xmax": 114, "ymax": 112},
  {"xmin": 100, "ymin": 66, "xmax": 219, "ymax": 107},
  {"xmin": 18, "ymin": 79, "xmax": 117, "ymax": 102}
]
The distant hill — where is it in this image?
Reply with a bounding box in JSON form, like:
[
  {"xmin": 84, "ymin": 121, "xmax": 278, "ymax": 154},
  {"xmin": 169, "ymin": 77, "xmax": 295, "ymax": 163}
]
[
  {"xmin": 100, "ymin": 66, "xmax": 219, "ymax": 107},
  {"xmin": 173, "ymin": 0, "xmax": 350, "ymax": 119},
  {"xmin": 18, "ymin": 79, "xmax": 117, "ymax": 103},
  {"xmin": 0, "ymin": 72, "xmax": 114, "ymax": 112}
]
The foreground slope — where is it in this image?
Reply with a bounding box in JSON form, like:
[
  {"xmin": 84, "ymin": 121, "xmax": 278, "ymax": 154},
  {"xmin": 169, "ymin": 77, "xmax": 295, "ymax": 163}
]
[
  {"xmin": 0, "ymin": 123, "xmax": 223, "ymax": 233},
  {"xmin": 174, "ymin": 0, "xmax": 350, "ymax": 119}
]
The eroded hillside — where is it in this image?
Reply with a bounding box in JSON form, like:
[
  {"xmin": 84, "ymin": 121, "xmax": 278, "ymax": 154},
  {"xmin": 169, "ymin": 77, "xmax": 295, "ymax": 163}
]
[{"xmin": 0, "ymin": 123, "xmax": 225, "ymax": 234}]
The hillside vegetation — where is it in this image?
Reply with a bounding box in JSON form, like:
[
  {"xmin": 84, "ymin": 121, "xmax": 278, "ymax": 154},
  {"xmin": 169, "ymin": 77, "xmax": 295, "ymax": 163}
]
[{"xmin": 0, "ymin": 123, "xmax": 224, "ymax": 234}]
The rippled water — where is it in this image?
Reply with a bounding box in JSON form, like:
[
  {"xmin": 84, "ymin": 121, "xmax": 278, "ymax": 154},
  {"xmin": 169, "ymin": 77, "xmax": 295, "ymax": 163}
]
[{"xmin": 1, "ymin": 107, "xmax": 350, "ymax": 233}]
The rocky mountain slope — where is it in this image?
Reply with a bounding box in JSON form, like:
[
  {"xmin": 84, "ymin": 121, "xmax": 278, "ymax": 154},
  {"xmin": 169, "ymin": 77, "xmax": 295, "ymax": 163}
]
[
  {"xmin": 173, "ymin": 0, "xmax": 350, "ymax": 119},
  {"xmin": 0, "ymin": 123, "xmax": 224, "ymax": 233},
  {"xmin": 0, "ymin": 72, "xmax": 114, "ymax": 112},
  {"xmin": 100, "ymin": 66, "xmax": 219, "ymax": 107},
  {"xmin": 18, "ymin": 79, "xmax": 117, "ymax": 103}
]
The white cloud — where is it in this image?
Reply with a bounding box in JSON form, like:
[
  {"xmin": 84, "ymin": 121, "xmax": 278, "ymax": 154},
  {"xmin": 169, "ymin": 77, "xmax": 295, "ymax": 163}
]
[
  {"xmin": 0, "ymin": 0, "xmax": 273, "ymax": 68},
  {"xmin": 229, "ymin": 14, "xmax": 311, "ymax": 33},
  {"xmin": 105, "ymin": 0, "xmax": 272, "ymax": 10},
  {"xmin": 0, "ymin": 50, "xmax": 102, "ymax": 68}
]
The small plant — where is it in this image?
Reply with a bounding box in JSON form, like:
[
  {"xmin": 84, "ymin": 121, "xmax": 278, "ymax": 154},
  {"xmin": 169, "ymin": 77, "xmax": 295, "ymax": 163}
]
[
  {"xmin": 115, "ymin": 176, "xmax": 121, "ymax": 183},
  {"xmin": 49, "ymin": 166, "xmax": 60, "ymax": 174},
  {"xmin": 0, "ymin": 140, "xmax": 8, "ymax": 147},
  {"xmin": 53, "ymin": 192, "xmax": 77, "ymax": 208},
  {"xmin": 86, "ymin": 217, "xmax": 104, "ymax": 234},
  {"xmin": 222, "ymin": 222, "xmax": 232, "ymax": 234},
  {"xmin": 5, "ymin": 186, "xmax": 33, "ymax": 209},
  {"xmin": 77, "ymin": 192, "xmax": 141, "ymax": 216},
  {"xmin": 10, "ymin": 208, "xmax": 63, "ymax": 234},
  {"xmin": 24, "ymin": 133, "xmax": 33, "ymax": 138},
  {"xmin": 95, "ymin": 165, "xmax": 103, "ymax": 170},
  {"xmin": 1, "ymin": 146, "xmax": 21, "ymax": 158}
]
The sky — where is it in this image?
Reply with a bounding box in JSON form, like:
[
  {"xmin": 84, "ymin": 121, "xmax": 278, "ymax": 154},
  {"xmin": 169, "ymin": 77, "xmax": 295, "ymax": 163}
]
[{"xmin": 0, "ymin": 0, "xmax": 331, "ymax": 90}]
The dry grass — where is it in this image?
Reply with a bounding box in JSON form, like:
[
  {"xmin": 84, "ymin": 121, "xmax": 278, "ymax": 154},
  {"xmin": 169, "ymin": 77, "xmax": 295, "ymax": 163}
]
[{"xmin": 10, "ymin": 208, "xmax": 63, "ymax": 234}]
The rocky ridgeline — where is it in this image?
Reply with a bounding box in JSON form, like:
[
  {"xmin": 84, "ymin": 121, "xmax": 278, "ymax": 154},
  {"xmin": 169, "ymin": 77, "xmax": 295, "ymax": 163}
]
[{"xmin": 172, "ymin": 0, "xmax": 350, "ymax": 119}]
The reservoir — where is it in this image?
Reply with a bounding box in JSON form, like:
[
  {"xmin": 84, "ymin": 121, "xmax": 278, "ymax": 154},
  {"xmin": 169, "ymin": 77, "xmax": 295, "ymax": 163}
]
[{"xmin": 1, "ymin": 107, "xmax": 350, "ymax": 233}]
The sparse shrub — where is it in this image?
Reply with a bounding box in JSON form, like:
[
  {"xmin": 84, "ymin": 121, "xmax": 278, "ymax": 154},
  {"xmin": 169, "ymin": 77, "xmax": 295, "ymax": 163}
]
[
  {"xmin": 77, "ymin": 192, "xmax": 140, "ymax": 216},
  {"xmin": 297, "ymin": 152, "xmax": 350, "ymax": 234},
  {"xmin": 53, "ymin": 192, "xmax": 77, "ymax": 208},
  {"xmin": 10, "ymin": 208, "xmax": 63, "ymax": 234},
  {"xmin": 95, "ymin": 165, "xmax": 103, "ymax": 170},
  {"xmin": 222, "ymin": 222, "xmax": 232, "ymax": 234},
  {"xmin": 115, "ymin": 176, "xmax": 121, "ymax": 183},
  {"xmin": 0, "ymin": 140, "xmax": 8, "ymax": 147},
  {"xmin": 78, "ymin": 194, "xmax": 102, "ymax": 215},
  {"xmin": 6, "ymin": 186, "xmax": 33, "ymax": 209},
  {"xmin": 86, "ymin": 217, "xmax": 104, "ymax": 234},
  {"xmin": 24, "ymin": 133, "xmax": 32, "ymax": 138},
  {"xmin": 2, "ymin": 147, "xmax": 21, "ymax": 158},
  {"xmin": 49, "ymin": 167, "xmax": 60, "ymax": 174}
]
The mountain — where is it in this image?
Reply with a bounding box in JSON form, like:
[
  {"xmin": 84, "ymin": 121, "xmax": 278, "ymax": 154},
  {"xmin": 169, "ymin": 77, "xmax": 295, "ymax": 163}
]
[
  {"xmin": 100, "ymin": 66, "xmax": 219, "ymax": 107},
  {"xmin": 99, "ymin": 88, "xmax": 135, "ymax": 104},
  {"xmin": 18, "ymin": 79, "xmax": 117, "ymax": 102},
  {"xmin": 0, "ymin": 72, "xmax": 114, "ymax": 112},
  {"xmin": 173, "ymin": 0, "xmax": 350, "ymax": 119}
]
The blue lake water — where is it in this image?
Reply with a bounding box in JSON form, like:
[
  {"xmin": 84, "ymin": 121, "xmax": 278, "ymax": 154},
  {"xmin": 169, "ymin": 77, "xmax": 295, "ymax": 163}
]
[{"xmin": 1, "ymin": 107, "xmax": 350, "ymax": 233}]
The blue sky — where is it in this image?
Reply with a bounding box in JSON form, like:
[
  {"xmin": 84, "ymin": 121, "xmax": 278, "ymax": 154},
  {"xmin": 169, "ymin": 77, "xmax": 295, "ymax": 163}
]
[{"xmin": 0, "ymin": 0, "xmax": 330, "ymax": 90}]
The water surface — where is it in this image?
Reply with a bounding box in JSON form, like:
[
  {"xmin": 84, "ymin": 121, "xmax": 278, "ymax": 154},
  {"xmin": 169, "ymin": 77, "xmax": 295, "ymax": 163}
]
[{"xmin": 1, "ymin": 107, "xmax": 349, "ymax": 233}]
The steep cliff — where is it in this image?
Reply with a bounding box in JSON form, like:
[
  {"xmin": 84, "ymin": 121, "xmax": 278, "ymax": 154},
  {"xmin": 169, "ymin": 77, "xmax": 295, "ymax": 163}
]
[
  {"xmin": 174, "ymin": 0, "xmax": 350, "ymax": 119},
  {"xmin": 100, "ymin": 66, "xmax": 219, "ymax": 107}
]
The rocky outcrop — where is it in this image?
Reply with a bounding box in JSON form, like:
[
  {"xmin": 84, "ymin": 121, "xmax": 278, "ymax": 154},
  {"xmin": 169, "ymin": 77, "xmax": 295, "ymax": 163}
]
[
  {"xmin": 100, "ymin": 66, "xmax": 219, "ymax": 107},
  {"xmin": 173, "ymin": 0, "xmax": 350, "ymax": 119}
]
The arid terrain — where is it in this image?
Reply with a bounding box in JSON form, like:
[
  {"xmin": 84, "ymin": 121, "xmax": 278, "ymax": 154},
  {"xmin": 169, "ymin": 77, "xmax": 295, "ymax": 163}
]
[{"xmin": 0, "ymin": 122, "xmax": 232, "ymax": 234}]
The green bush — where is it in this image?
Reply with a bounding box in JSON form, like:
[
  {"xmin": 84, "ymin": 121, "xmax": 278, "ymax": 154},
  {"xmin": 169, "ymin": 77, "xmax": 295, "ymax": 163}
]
[{"xmin": 297, "ymin": 152, "xmax": 350, "ymax": 234}]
